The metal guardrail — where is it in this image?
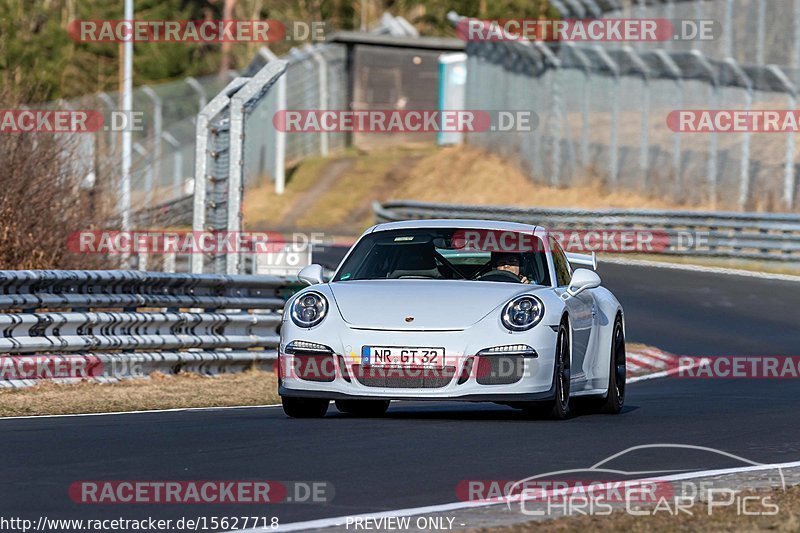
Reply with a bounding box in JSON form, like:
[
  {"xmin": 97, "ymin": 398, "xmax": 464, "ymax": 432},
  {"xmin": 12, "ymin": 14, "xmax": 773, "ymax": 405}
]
[
  {"xmin": 0, "ymin": 271, "xmax": 302, "ymax": 388},
  {"xmin": 373, "ymin": 200, "xmax": 800, "ymax": 262}
]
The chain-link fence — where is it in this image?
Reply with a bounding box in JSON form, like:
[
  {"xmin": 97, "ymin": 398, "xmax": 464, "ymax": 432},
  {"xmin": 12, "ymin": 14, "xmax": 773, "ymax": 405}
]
[
  {"xmin": 55, "ymin": 73, "xmax": 235, "ymax": 218},
  {"xmin": 241, "ymin": 43, "xmax": 348, "ymax": 193},
  {"xmin": 45, "ymin": 13, "xmax": 420, "ymax": 235},
  {"xmin": 454, "ymin": 5, "xmax": 800, "ymax": 212},
  {"xmin": 612, "ymin": 0, "xmax": 800, "ymax": 72}
]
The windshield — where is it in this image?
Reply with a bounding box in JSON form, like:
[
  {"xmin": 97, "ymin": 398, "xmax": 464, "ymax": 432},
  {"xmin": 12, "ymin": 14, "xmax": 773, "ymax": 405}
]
[{"xmin": 333, "ymin": 228, "xmax": 551, "ymax": 285}]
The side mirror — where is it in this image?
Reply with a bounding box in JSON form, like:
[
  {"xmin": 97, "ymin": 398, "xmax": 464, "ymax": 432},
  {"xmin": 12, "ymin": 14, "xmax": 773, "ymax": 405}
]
[
  {"xmin": 298, "ymin": 264, "xmax": 324, "ymax": 285},
  {"xmin": 565, "ymin": 268, "xmax": 601, "ymax": 298}
]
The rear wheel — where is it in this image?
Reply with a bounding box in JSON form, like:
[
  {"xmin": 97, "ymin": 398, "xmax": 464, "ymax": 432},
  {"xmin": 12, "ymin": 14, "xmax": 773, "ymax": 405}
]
[
  {"xmin": 335, "ymin": 399, "xmax": 390, "ymax": 417},
  {"xmin": 600, "ymin": 315, "xmax": 626, "ymax": 414},
  {"xmin": 524, "ymin": 320, "xmax": 571, "ymax": 420},
  {"xmin": 281, "ymin": 397, "xmax": 329, "ymax": 418}
]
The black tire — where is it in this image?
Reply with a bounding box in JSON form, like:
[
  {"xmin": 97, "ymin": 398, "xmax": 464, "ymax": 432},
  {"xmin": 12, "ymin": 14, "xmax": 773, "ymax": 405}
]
[
  {"xmin": 282, "ymin": 396, "xmax": 329, "ymax": 418},
  {"xmin": 524, "ymin": 320, "xmax": 571, "ymax": 420},
  {"xmin": 600, "ymin": 315, "xmax": 626, "ymax": 414},
  {"xmin": 335, "ymin": 399, "xmax": 390, "ymax": 417}
]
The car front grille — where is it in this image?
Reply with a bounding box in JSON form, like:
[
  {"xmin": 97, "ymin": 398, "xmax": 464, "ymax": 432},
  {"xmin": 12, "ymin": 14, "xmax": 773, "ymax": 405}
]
[{"xmin": 351, "ymin": 365, "xmax": 457, "ymax": 388}]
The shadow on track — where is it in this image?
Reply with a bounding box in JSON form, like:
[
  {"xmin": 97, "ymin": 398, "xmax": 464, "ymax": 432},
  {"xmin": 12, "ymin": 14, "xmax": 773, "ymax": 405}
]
[{"xmin": 324, "ymin": 401, "xmax": 640, "ymax": 421}]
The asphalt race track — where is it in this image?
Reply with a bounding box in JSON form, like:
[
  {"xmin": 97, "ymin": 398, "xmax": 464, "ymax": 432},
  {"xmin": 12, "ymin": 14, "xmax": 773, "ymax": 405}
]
[{"xmin": 3, "ymin": 260, "xmax": 800, "ymax": 531}]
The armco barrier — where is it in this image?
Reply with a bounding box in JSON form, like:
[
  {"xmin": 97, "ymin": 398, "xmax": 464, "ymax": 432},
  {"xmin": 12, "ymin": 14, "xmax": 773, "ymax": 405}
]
[
  {"xmin": 373, "ymin": 200, "xmax": 800, "ymax": 262},
  {"xmin": 0, "ymin": 270, "xmax": 302, "ymax": 388}
]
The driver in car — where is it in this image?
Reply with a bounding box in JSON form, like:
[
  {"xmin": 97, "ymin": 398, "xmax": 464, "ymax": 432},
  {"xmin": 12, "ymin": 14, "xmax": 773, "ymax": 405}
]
[{"xmin": 492, "ymin": 252, "xmax": 529, "ymax": 283}]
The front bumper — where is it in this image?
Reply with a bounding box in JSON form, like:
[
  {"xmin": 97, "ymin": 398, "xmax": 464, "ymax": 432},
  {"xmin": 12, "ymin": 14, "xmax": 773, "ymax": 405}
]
[{"xmin": 278, "ymin": 323, "xmax": 559, "ymax": 402}]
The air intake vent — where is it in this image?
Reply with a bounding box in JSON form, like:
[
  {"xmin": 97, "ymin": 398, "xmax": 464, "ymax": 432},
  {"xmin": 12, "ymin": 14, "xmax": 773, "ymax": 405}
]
[
  {"xmin": 352, "ymin": 365, "xmax": 456, "ymax": 388},
  {"xmin": 476, "ymin": 355, "xmax": 524, "ymax": 385}
]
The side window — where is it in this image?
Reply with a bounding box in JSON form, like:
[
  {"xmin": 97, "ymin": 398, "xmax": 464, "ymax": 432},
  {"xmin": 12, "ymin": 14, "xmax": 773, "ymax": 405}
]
[{"xmin": 550, "ymin": 238, "xmax": 572, "ymax": 287}]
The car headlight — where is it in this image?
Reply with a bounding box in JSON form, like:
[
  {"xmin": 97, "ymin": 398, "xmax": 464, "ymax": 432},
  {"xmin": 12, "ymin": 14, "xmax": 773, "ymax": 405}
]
[
  {"xmin": 290, "ymin": 291, "xmax": 328, "ymax": 328},
  {"xmin": 501, "ymin": 295, "xmax": 544, "ymax": 332}
]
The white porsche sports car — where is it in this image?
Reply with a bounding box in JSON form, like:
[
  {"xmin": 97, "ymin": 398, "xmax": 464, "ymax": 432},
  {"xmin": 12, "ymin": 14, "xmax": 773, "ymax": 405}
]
[{"xmin": 278, "ymin": 219, "xmax": 625, "ymax": 419}]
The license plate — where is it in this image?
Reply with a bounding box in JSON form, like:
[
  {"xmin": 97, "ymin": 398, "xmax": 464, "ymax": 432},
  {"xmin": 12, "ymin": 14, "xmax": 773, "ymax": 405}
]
[{"xmin": 362, "ymin": 346, "xmax": 445, "ymax": 368}]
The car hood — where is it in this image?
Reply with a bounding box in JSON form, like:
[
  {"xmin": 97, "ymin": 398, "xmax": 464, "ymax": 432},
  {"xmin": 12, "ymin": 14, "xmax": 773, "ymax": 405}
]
[{"xmin": 328, "ymin": 280, "xmax": 535, "ymax": 330}]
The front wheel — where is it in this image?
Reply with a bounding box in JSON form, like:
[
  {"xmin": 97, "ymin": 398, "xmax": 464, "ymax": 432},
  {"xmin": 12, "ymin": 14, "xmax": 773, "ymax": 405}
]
[
  {"xmin": 282, "ymin": 396, "xmax": 329, "ymax": 418},
  {"xmin": 524, "ymin": 320, "xmax": 571, "ymax": 420},
  {"xmin": 335, "ymin": 399, "xmax": 390, "ymax": 417},
  {"xmin": 599, "ymin": 315, "xmax": 626, "ymax": 414}
]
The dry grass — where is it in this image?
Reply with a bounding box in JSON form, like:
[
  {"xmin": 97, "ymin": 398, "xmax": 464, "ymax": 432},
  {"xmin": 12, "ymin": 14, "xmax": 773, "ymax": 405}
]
[
  {"xmin": 294, "ymin": 148, "xmax": 423, "ymax": 231},
  {"xmin": 390, "ymin": 145, "xmax": 712, "ymax": 211},
  {"xmin": 0, "ymin": 343, "xmax": 665, "ymax": 418},
  {"xmin": 243, "ymin": 156, "xmax": 332, "ymax": 229},
  {"xmin": 0, "ymin": 370, "xmax": 280, "ymax": 418},
  {"xmin": 477, "ymin": 486, "xmax": 800, "ymax": 532},
  {"xmin": 243, "ymin": 144, "xmax": 703, "ymax": 235}
]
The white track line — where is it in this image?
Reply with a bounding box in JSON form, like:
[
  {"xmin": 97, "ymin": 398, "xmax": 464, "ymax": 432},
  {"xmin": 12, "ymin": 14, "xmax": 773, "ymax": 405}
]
[
  {"xmin": 0, "ymin": 403, "xmax": 282, "ymax": 422},
  {"xmin": 238, "ymin": 458, "xmax": 800, "ymax": 532},
  {"xmin": 603, "ymin": 257, "xmax": 800, "ymax": 283}
]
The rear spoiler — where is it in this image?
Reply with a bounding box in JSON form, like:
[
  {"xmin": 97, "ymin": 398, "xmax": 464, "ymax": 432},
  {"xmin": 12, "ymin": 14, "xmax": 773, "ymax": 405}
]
[{"xmin": 565, "ymin": 251, "xmax": 597, "ymax": 270}]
